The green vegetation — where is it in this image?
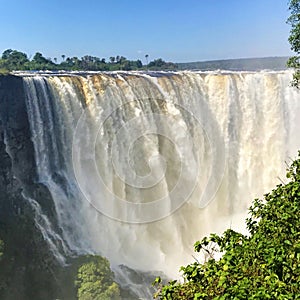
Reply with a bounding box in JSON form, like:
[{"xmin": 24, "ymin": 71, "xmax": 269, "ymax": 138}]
[
  {"xmin": 147, "ymin": 58, "xmax": 178, "ymax": 71},
  {"xmin": 153, "ymin": 153, "xmax": 300, "ymax": 299},
  {"xmin": 287, "ymin": 0, "xmax": 300, "ymax": 86},
  {"xmin": 75, "ymin": 255, "xmax": 121, "ymax": 300},
  {"xmin": 0, "ymin": 68, "xmax": 9, "ymax": 75},
  {"xmin": 0, "ymin": 49, "xmax": 177, "ymax": 72},
  {"xmin": 0, "ymin": 48, "xmax": 290, "ymax": 73}
]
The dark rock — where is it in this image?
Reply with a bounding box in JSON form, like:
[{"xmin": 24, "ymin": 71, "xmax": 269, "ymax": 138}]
[{"xmin": 0, "ymin": 75, "xmax": 65, "ymax": 300}]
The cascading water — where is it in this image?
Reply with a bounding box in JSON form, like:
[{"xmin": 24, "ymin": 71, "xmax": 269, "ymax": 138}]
[{"xmin": 21, "ymin": 71, "xmax": 300, "ymax": 295}]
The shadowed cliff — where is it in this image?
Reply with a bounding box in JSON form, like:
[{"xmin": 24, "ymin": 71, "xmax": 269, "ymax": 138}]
[{"xmin": 0, "ymin": 75, "xmax": 63, "ymax": 300}]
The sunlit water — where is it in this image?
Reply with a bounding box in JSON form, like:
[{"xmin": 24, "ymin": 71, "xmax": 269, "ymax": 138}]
[{"xmin": 21, "ymin": 70, "xmax": 300, "ymax": 296}]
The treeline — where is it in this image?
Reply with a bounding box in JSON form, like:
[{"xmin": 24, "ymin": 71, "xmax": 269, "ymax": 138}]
[{"xmin": 0, "ymin": 49, "xmax": 177, "ymax": 72}]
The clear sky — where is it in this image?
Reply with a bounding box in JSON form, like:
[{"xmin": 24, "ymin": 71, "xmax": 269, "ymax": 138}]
[{"xmin": 0, "ymin": 0, "xmax": 293, "ymax": 63}]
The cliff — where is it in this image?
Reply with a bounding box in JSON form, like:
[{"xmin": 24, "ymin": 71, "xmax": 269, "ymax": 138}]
[{"xmin": 0, "ymin": 75, "xmax": 62, "ymax": 300}]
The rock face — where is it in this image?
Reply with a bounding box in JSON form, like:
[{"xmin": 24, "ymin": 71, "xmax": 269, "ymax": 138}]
[{"xmin": 0, "ymin": 75, "xmax": 62, "ymax": 300}]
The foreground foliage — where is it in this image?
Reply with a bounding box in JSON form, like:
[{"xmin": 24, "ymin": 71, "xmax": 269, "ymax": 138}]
[
  {"xmin": 287, "ymin": 0, "xmax": 300, "ymax": 86},
  {"xmin": 154, "ymin": 153, "xmax": 300, "ymax": 299},
  {"xmin": 75, "ymin": 255, "xmax": 121, "ymax": 300}
]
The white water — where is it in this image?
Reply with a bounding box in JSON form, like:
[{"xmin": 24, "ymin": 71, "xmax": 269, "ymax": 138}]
[{"xmin": 22, "ymin": 71, "xmax": 300, "ymax": 288}]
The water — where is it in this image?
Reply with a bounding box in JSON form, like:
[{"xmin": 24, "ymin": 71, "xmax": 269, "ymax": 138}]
[{"xmin": 22, "ymin": 70, "xmax": 300, "ymax": 294}]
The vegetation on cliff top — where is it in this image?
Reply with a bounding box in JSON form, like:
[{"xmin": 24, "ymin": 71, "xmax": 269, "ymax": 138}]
[
  {"xmin": 0, "ymin": 49, "xmax": 291, "ymax": 73},
  {"xmin": 0, "ymin": 49, "xmax": 177, "ymax": 72}
]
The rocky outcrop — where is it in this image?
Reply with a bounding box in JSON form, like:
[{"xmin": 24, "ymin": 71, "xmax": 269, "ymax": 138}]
[{"xmin": 0, "ymin": 75, "xmax": 63, "ymax": 300}]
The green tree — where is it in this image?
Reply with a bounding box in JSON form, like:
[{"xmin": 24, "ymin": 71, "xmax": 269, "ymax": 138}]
[
  {"xmin": 287, "ymin": 0, "xmax": 300, "ymax": 87},
  {"xmin": 0, "ymin": 48, "xmax": 174, "ymax": 71},
  {"xmin": 75, "ymin": 255, "xmax": 120, "ymax": 300},
  {"xmin": 30, "ymin": 52, "xmax": 55, "ymax": 70},
  {"xmin": 32, "ymin": 52, "xmax": 48, "ymax": 64},
  {"xmin": 136, "ymin": 59, "xmax": 143, "ymax": 69},
  {"xmin": 0, "ymin": 49, "xmax": 29, "ymax": 70},
  {"xmin": 145, "ymin": 54, "xmax": 149, "ymax": 65},
  {"xmin": 1, "ymin": 49, "xmax": 13, "ymax": 60},
  {"xmin": 147, "ymin": 58, "xmax": 177, "ymax": 70},
  {"xmin": 154, "ymin": 153, "xmax": 300, "ymax": 299}
]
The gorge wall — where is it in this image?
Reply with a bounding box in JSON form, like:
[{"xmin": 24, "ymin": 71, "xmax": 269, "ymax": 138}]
[{"xmin": 0, "ymin": 75, "xmax": 65, "ymax": 299}]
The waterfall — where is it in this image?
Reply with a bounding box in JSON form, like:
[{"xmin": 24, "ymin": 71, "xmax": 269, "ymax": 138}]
[{"xmin": 21, "ymin": 71, "xmax": 300, "ymax": 286}]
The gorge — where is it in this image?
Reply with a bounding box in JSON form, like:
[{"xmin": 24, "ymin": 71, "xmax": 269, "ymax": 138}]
[{"xmin": 0, "ymin": 70, "xmax": 299, "ymax": 299}]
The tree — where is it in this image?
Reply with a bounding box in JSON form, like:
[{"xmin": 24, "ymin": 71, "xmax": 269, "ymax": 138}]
[
  {"xmin": 287, "ymin": 0, "xmax": 300, "ymax": 87},
  {"xmin": 75, "ymin": 255, "xmax": 120, "ymax": 300},
  {"xmin": 136, "ymin": 59, "xmax": 143, "ymax": 69},
  {"xmin": 119, "ymin": 56, "xmax": 126, "ymax": 64},
  {"xmin": 148, "ymin": 58, "xmax": 177, "ymax": 70},
  {"xmin": 154, "ymin": 153, "xmax": 300, "ymax": 299},
  {"xmin": 145, "ymin": 54, "xmax": 149, "ymax": 68},
  {"xmin": 148, "ymin": 58, "xmax": 165, "ymax": 68},
  {"xmin": 30, "ymin": 52, "xmax": 54, "ymax": 70},
  {"xmin": 0, "ymin": 48, "xmax": 172, "ymax": 72},
  {"xmin": 68, "ymin": 57, "xmax": 81, "ymax": 70},
  {"xmin": 1, "ymin": 49, "xmax": 13, "ymax": 60},
  {"xmin": 32, "ymin": 52, "xmax": 48, "ymax": 64},
  {"xmin": 0, "ymin": 49, "xmax": 29, "ymax": 70},
  {"xmin": 121, "ymin": 60, "xmax": 131, "ymax": 71}
]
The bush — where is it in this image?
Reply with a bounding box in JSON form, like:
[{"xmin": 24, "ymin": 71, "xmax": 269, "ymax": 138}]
[
  {"xmin": 154, "ymin": 152, "xmax": 300, "ymax": 299},
  {"xmin": 0, "ymin": 68, "xmax": 9, "ymax": 75},
  {"xmin": 75, "ymin": 255, "xmax": 121, "ymax": 300}
]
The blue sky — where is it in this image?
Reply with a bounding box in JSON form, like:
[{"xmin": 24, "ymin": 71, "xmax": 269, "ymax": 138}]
[{"xmin": 0, "ymin": 0, "xmax": 293, "ymax": 63}]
